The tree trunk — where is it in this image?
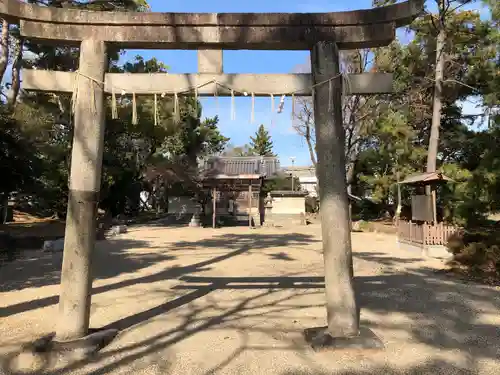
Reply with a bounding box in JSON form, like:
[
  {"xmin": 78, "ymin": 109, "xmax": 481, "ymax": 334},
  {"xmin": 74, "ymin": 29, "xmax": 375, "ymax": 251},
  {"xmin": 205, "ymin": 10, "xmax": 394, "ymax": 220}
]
[
  {"xmin": 7, "ymin": 36, "xmax": 22, "ymax": 109},
  {"xmin": 311, "ymin": 41, "xmax": 359, "ymax": 338},
  {"xmin": 0, "ymin": 19, "xmax": 9, "ymax": 86},
  {"xmin": 56, "ymin": 39, "xmax": 107, "ymax": 341},
  {"xmin": 394, "ymin": 170, "xmax": 402, "ymax": 225},
  {"xmin": 426, "ymin": 25, "xmax": 446, "ymax": 173},
  {"xmin": 1, "ymin": 192, "xmax": 8, "ymax": 224},
  {"xmin": 305, "ymin": 125, "xmax": 317, "ymax": 168}
]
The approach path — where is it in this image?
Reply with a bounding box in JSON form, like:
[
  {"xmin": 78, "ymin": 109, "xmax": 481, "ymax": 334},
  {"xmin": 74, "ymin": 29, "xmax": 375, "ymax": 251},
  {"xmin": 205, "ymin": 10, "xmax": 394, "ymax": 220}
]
[{"xmin": 1, "ymin": 223, "xmax": 499, "ymax": 374}]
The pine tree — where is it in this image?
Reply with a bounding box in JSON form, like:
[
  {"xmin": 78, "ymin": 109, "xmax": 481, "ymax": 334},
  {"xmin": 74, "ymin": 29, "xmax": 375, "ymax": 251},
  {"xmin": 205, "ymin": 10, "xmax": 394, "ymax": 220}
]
[{"xmin": 249, "ymin": 124, "xmax": 275, "ymax": 156}]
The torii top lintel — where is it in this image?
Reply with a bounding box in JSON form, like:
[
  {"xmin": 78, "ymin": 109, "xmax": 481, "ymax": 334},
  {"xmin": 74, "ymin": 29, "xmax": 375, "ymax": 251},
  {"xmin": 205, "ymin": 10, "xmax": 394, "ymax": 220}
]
[{"xmin": 0, "ymin": 0, "xmax": 423, "ymax": 50}]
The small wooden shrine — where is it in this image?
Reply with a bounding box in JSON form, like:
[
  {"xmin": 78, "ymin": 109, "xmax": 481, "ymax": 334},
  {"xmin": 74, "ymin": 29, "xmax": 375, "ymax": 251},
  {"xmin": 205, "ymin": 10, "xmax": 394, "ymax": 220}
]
[
  {"xmin": 200, "ymin": 156, "xmax": 280, "ymax": 228},
  {"xmin": 396, "ymin": 172, "xmax": 459, "ymax": 257}
]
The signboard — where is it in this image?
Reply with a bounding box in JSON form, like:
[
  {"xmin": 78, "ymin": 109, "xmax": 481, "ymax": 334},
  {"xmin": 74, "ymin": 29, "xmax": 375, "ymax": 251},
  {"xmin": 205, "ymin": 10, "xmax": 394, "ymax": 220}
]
[{"xmin": 411, "ymin": 195, "xmax": 433, "ymax": 222}]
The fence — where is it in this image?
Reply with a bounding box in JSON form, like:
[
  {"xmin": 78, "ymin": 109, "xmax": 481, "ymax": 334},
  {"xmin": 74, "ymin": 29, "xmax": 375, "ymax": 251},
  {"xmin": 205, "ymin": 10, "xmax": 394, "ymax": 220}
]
[{"xmin": 397, "ymin": 220, "xmax": 460, "ymax": 246}]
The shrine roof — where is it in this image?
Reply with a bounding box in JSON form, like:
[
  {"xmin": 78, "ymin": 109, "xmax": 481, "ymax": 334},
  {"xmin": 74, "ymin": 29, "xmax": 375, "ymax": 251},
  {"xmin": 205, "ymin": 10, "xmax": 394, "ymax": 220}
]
[
  {"xmin": 399, "ymin": 172, "xmax": 454, "ymax": 185},
  {"xmin": 200, "ymin": 156, "xmax": 280, "ymax": 179}
]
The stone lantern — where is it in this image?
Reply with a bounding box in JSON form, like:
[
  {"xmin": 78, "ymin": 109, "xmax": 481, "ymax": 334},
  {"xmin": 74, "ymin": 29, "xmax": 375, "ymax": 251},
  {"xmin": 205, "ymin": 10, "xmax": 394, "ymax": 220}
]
[{"xmin": 264, "ymin": 192, "xmax": 274, "ymax": 227}]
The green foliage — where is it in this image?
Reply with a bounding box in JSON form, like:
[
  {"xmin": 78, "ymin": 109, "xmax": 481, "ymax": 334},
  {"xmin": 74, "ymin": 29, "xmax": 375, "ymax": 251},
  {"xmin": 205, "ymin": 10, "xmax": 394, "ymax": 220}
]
[
  {"xmin": 447, "ymin": 229, "xmax": 500, "ymax": 279},
  {"xmin": 222, "ymin": 143, "xmax": 254, "ymax": 156},
  {"xmin": 349, "ymin": 1, "xmax": 500, "ymax": 229},
  {"xmin": 0, "ymin": 0, "xmax": 228, "ymax": 219},
  {"xmin": 261, "ymin": 174, "xmax": 301, "ymax": 195},
  {"xmin": 0, "ymin": 108, "xmax": 42, "ymax": 197},
  {"xmin": 249, "ymin": 124, "xmax": 275, "ymax": 156}
]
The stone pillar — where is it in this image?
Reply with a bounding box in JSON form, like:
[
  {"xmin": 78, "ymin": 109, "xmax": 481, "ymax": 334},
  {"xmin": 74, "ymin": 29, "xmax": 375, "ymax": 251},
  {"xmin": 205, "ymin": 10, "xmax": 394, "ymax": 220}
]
[
  {"xmin": 57, "ymin": 40, "xmax": 107, "ymax": 341},
  {"xmin": 264, "ymin": 194, "xmax": 274, "ymax": 227},
  {"xmin": 248, "ymin": 184, "xmax": 253, "ymax": 228},
  {"xmin": 189, "ymin": 195, "xmax": 202, "ymax": 227},
  {"xmin": 310, "ymin": 41, "xmax": 359, "ymax": 338},
  {"xmin": 197, "ymin": 50, "xmax": 223, "ymax": 73},
  {"xmin": 189, "ymin": 209, "xmax": 202, "ymax": 227},
  {"xmin": 212, "ymin": 187, "xmax": 217, "ymax": 229}
]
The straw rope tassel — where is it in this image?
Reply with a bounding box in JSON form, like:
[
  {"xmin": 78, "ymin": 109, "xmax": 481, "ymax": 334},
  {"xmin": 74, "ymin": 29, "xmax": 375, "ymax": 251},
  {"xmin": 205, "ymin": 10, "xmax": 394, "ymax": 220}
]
[
  {"xmin": 291, "ymin": 94, "xmax": 295, "ymax": 119},
  {"xmin": 231, "ymin": 89, "xmax": 235, "ymax": 120},
  {"xmin": 277, "ymin": 95, "xmax": 285, "ymax": 113},
  {"xmin": 154, "ymin": 93, "xmax": 158, "ymax": 126},
  {"xmin": 174, "ymin": 92, "xmax": 180, "ymax": 123},
  {"xmin": 251, "ymin": 92, "xmax": 255, "ymax": 123},
  {"xmin": 132, "ymin": 93, "xmax": 138, "ymax": 125},
  {"xmin": 194, "ymin": 86, "xmax": 199, "ymax": 114},
  {"xmin": 270, "ymin": 94, "xmax": 275, "ymax": 113},
  {"xmin": 111, "ymin": 89, "xmax": 118, "ymax": 119},
  {"xmin": 214, "ymin": 82, "xmax": 219, "ymax": 110}
]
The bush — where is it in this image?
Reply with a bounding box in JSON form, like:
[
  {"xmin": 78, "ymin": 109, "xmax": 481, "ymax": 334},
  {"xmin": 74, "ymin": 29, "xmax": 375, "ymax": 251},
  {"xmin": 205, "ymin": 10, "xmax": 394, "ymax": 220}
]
[
  {"xmin": 0, "ymin": 231, "xmax": 16, "ymax": 263},
  {"xmin": 351, "ymin": 199, "xmax": 387, "ymax": 221},
  {"xmin": 446, "ymin": 229, "xmax": 500, "ymax": 279}
]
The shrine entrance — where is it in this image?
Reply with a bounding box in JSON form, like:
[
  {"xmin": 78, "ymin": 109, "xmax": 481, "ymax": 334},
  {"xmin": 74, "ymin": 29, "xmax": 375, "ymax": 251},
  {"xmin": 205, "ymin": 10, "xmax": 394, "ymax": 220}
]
[{"xmin": 0, "ymin": 0, "xmax": 423, "ymax": 350}]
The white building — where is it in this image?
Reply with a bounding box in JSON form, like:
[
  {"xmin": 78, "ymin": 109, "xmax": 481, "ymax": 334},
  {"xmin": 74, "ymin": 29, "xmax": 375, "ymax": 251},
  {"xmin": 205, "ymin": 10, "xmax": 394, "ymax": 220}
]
[
  {"xmin": 282, "ymin": 165, "xmax": 364, "ymax": 202},
  {"xmin": 281, "ymin": 166, "xmax": 318, "ymax": 197}
]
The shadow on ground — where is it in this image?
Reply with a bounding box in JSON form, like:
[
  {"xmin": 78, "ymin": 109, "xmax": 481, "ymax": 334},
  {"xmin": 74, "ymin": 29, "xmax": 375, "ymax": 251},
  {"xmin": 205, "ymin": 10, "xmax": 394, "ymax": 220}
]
[
  {"xmin": 0, "ymin": 238, "xmax": 170, "ymax": 293},
  {"xmin": 1, "ymin": 232, "xmax": 499, "ymax": 374},
  {"xmin": 0, "ymin": 232, "xmax": 316, "ymax": 319},
  {"xmin": 280, "ymin": 359, "xmax": 479, "ymax": 374},
  {"xmin": 354, "ymin": 251, "xmax": 423, "ymax": 266}
]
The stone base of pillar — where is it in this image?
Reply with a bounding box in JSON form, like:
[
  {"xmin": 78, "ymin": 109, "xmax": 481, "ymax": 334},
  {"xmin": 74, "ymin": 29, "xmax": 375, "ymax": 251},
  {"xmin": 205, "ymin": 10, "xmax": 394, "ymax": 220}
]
[
  {"xmin": 188, "ymin": 213, "xmax": 202, "ymax": 227},
  {"xmin": 263, "ymin": 207, "xmax": 274, "ymax": 227},
  {"xmin": 303, "ymin": 326, "xmax": 384, "ymax": 351},
  {"xmin": 299, "ymin": 212, "xmax": 307, "ymax": 226},
  {"xmin": 10, "ymin": 329, "xmax": 119, "ymax": 372},
  {"xmin": 250, "ymin": 213, "xmax": 259, "ymax": 228}
]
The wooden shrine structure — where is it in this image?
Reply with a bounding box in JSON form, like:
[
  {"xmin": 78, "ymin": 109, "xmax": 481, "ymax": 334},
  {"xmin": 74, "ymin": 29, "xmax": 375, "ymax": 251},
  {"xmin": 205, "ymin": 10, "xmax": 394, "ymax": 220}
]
[
  {"xmin": 200, "ymin": 156, "xmax": 280, "ymax": 228},
  {"xmin": 0, "ymin": 0, "xmax": 424, "ymax": 347},
  {"xmin": 397, "ymin": 172, "xmax": 460, "ymax": 256}
]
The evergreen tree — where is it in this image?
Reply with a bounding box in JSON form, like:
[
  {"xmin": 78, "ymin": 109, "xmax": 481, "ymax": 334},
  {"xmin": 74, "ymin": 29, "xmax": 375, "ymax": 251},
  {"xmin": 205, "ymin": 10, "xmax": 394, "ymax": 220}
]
[{"xmin": 249, "ymin": 124, "xmax": 275, "ymax": 156}]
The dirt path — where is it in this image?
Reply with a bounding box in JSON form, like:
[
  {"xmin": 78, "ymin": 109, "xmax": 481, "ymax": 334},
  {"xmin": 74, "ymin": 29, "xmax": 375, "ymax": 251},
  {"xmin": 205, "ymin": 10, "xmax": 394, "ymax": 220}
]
[{"xmin": 1, "ymin": 223, "xmax": 499, "ymax": 374}]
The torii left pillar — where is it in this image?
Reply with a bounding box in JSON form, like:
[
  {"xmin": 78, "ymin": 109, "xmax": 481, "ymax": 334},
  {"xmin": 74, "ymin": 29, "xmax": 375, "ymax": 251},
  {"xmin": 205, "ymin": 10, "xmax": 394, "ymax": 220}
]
[{"xmin": 57, "ymin": 39, "xmax": 107, "ymax": 341}]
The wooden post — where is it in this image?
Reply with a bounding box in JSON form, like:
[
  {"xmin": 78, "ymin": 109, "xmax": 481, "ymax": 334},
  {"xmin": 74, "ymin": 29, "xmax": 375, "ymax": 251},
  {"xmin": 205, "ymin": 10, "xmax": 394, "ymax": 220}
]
[
  {"xmin": 431, "ymin": 187, "xmax": 437, "ymax": 224},
  {"xmin": 56, "ymin": 39, "xmax": 107, "ymax": 341},
  {"xmin": 310, "ymin": 41, "xmax": 358, "ymax": 338},
  {"xmin": 212, "ymin": 187, "xmax": 216, "ymax": 229},
  {"xmin": 248, "ymin": 183, "xmax": 252, "ymax": 228}
]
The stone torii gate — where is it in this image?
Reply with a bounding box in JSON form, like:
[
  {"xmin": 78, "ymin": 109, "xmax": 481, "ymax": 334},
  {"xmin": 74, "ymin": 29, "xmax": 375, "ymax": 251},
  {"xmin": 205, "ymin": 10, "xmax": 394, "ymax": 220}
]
[{"xmin": 0, "ymin": 0, "xmax": 423, "ymax": 349}]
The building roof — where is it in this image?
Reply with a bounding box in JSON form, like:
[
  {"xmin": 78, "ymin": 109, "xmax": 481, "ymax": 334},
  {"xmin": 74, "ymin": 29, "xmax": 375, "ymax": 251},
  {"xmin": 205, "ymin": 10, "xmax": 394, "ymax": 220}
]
[
  {"xmin": 298, "ymin": 176, "xmax": 317, "ymax": 183},
  {"xmin": 398, "ymin": 172, "xmax": 454, "ymax": 185},
  {"xmin": 271, "ymin": 190, "xmax": 309, "ymax": 197},
  {"xmin": 282, "ymin": 165, "xmax": 317, "ymax": 178},
  {"xmin": 200, "ymin": 156, "xmax": 280, "ymax": 179}
]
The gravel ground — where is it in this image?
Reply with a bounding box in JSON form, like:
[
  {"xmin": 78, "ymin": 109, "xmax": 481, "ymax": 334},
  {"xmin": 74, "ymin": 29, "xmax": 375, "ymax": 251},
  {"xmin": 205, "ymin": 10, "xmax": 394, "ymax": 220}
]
[{"xmin": 1, "ymin": 223, "xmax": 499, "ymax": 375}]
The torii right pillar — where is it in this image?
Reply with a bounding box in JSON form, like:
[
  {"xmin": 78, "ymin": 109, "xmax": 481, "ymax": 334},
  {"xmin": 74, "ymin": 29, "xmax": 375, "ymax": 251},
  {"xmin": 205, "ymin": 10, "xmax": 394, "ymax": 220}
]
[
  {"xmin": 305, "ymin": 41, "xmax": 386, "ymax": 349},
  {"xmin": 305, "ymin": 2, "xmax": 425, "ymax": 350}
]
